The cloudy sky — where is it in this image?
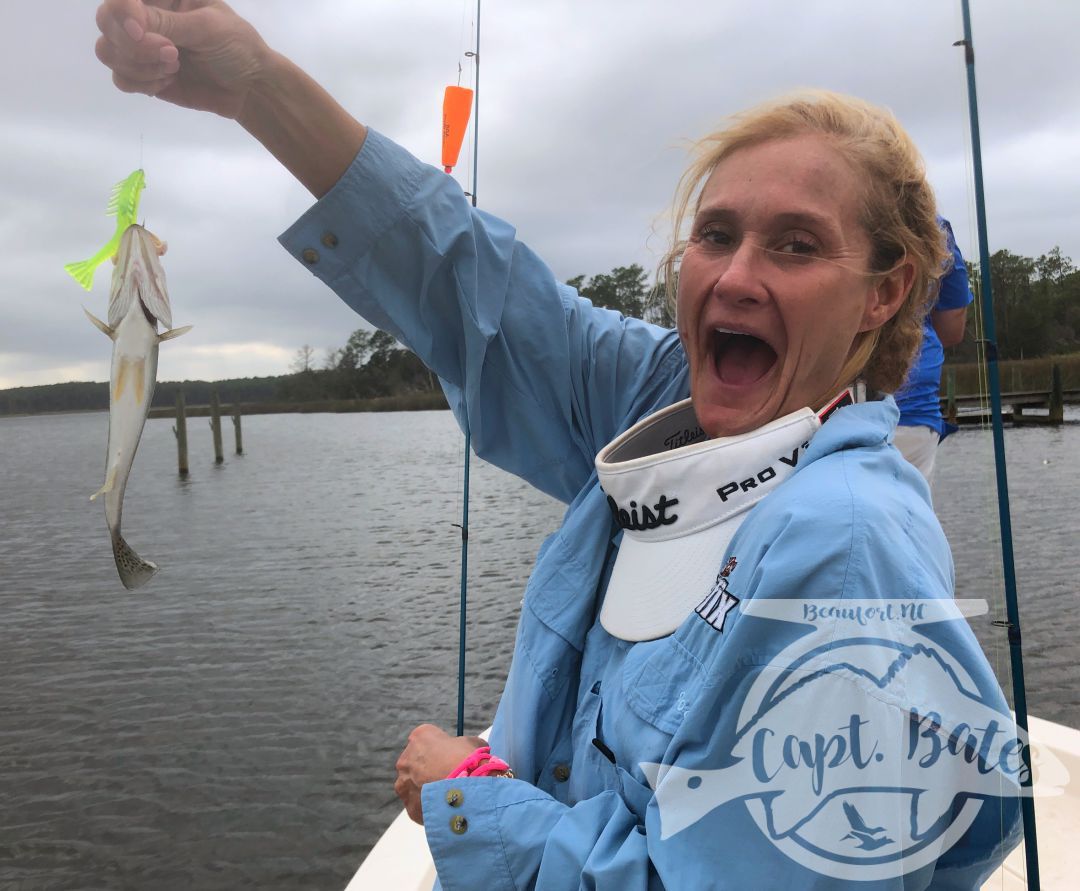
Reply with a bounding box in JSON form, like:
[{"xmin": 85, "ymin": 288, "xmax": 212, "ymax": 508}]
[{"xmin": 2, "ymin": 0, "xmax": 1077, "ymax": 390}]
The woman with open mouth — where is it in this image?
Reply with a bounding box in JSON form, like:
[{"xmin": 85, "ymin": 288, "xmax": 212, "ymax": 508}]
[{"xmin": 96, "ymin": 3, "xmax": 1024, "ymax": 888}]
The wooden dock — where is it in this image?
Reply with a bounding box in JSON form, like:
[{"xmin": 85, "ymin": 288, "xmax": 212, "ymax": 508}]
[{"xmin": 941, "ymin": 365, "xmax": 1076, "ymax": 426}]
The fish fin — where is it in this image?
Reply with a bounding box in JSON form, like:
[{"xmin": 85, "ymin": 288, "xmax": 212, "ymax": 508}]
[
  {"xmin": 158, "ymin": 325, "xmax": 192, "ymax": 343},
  {"xmin": 83, "ymin": 306, "xmax": 116, "ymax": 340},
  {"xmin": 90, "ymin": 465, "xmax": 117, "ymax": 501},
  {"xmin": 138, "ymin": 267, "xmax": 173, "ymax": 329},
  {"xmin": 108, "ymin": 232, "xmax": 139, "ymax": 327},
  {"xmin": 112, "ymin": 530, "xmax": 158, "ymax": 590}
]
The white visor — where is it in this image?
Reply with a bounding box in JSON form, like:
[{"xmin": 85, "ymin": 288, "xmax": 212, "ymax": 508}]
[{"xmin": 595, "ymin": 391, "xmax": 852, "ymax": 641}]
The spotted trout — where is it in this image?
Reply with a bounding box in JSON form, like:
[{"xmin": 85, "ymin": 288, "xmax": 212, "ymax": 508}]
[{"xmin": 85, "ymin": 224, "xmax": 191, "ymax": 589}]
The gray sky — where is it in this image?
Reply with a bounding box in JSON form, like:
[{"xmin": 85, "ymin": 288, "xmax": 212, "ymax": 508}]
[{"xmin": 2, "ymin": 0, "xmax": 1077, "ymax": 389}]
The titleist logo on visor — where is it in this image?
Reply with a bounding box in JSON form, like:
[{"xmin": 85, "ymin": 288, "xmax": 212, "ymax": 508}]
[
  {"xmin": 663, "ymin": 425, "xmax": 706, "ymax": 451},
  {"xmin": 606, "ymin": 494, "xmax": 680, "ymax": 531}
]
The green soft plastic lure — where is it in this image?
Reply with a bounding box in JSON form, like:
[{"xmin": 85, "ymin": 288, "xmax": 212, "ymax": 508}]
[{"xmin": 64, "ymin": 169, "xmax": 147, "ymax": 291}]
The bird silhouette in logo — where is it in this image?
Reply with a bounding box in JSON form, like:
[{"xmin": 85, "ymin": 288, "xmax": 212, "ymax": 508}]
[{"xmin": 840, "ymin": 801, "xmax": 895, "ymax": 850}]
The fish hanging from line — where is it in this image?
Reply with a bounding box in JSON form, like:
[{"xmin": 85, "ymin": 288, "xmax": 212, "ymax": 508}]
[
  {"xmin": 83, "ymin": 223, "xmax": 192, "ymax": 589},
  {"xmin": 64, "ymin": 169, "xmax": 146, "ymax": 291}
]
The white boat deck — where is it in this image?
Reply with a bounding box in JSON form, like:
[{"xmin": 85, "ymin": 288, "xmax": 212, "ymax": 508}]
[
  {"xmin": 982, "ymin": 715, "xmax": 1080, "ymax": 890},
  {"xmin": 346, "ymin": 808, "xmax": 436, "ymax": 891},
  {"xmin": 346, "ymin": 714, "xmax": 1079, "ymax": 890}
]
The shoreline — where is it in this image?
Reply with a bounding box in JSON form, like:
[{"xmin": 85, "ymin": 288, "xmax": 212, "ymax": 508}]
[{"xmin": 0, "ymin": 391, "xmax": 450, "ymax": 420}]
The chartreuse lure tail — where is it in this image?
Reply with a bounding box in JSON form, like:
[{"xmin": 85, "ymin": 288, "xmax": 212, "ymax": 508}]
[{"xmin": 64, "ymin": 169, "xmax": 146, "ymax": 291}]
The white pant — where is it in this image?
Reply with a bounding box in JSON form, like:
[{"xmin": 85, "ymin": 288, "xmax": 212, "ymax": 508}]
[{"xmin": 893, "ymin": 424, "xmax": 940, "ymax": 484}]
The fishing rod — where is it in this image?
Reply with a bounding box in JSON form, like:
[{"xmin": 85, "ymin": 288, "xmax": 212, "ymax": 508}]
[
  {"xmin": 955, "ymin": 1, "xmax": 1039, "ymax": 885},
  {"xmin": 442, "ymin": 0, "xmax": 481, "ymax": 740},
  {"xmin": 458, "ymin": 0, "xmax": 480, "ymax": 743}
]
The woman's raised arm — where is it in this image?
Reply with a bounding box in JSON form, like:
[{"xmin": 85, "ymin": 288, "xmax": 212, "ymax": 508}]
[
  {"xmin": 95, "ymin": 1, "xmax": 685, "ymax": 499},
  {"xmin": 94, "ymin": 0, "xmax": 366, "ymax": 197}
]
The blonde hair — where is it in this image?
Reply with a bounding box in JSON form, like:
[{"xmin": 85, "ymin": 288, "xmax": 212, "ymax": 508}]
[{"xmin": 661, "ymin": 90, "xmax": 950, "ymax": 394}]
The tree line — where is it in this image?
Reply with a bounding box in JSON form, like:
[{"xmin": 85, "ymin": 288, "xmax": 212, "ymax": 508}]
[
  {"xmin": 1, "ymin": 376, "xmax": 282, "ymax": 416},
  {"xmin": 0, "ymin": 330, "xmax": 436, "ymax": 416},
  {"xmin": 951, "ymin": 247, "xmax": 1079, "ymax": 362},
  {"xmin": 280, "ymin": 328, "xmax": 436, "ymax": 402}
]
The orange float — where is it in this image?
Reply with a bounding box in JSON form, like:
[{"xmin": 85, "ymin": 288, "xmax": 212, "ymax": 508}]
[{"xmin": 442, "ymin": 85, "xmax": 474, "ymax": 174}]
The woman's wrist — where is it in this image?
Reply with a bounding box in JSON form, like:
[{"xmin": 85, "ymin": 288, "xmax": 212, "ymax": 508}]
[{"xmin": 238, "ymin": 49, "xmax": 367, "ymax": 198}]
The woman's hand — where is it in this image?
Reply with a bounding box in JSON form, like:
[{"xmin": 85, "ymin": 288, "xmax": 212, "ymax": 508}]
[
  {"xmin": 94, "ymin": 0, "xmax": 367, "ymax": 196},
  {"xmin": 95, "ymin": 0, "xmax": 271, "ymax": 120},
  {"xmin": 395, "ymin": 725, "xmax": 487, "ymax": 825}
]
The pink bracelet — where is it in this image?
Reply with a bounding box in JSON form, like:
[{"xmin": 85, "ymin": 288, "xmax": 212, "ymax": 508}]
[{"xmin": 447, "ymin": 745, "xmax": 512, "ymax": 779}]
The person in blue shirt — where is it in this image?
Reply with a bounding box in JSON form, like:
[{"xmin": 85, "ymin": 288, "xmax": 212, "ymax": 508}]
[
  {"xmin": 892, "ymin": 219, "xmax": 973, "ymax": 482},
  {"xmin": 95, "ymin": 4, "xmax": 1023, "ymax": 889}
]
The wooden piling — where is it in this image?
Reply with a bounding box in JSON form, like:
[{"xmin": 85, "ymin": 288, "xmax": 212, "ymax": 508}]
[
  {"xmin": 232, "ymin": 404, "xmax": 243, "ymax": 455},
  {"xmin": 173, "ymin": 390, "xmax": 189, "ymax": 476},
  {"xmin": 210, "ymin": 388, "xmax": 224, "ymax": 464},
  {"xmin": 1049, "ymin": 363, "xmax": 1064, "ymax": 424},
  {"xmin": 945, "ymin": 368, "xmax": 957, "ymax": 426}
]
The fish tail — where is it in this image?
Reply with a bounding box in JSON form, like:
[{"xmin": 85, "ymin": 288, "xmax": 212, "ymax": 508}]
[{"xmin": 111, "ymin": 531, "xmax": 159, "ymax": 590}]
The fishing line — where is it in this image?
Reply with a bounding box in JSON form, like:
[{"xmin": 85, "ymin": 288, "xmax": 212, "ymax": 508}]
[{"xmin": 458, "ymin": 0, "xmax": 470, "ymax": 72}]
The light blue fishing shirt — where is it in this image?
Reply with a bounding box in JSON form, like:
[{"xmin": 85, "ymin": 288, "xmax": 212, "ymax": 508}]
[{"xmin": 280, "ymin": 130, "xmax": 1021, "ymax": 891}]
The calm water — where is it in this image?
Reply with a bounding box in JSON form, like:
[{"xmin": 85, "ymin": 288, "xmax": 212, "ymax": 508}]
[{"xmin": 1, "ymin": 409, "xmax": 1077, "ymax": 889}]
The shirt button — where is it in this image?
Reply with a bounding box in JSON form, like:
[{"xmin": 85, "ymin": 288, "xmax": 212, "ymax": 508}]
[
  {"xmin": 450, "ymin": 815, "xmax": 468, "ymax": 835},
  {"xmin": 321, "ymin": 232, "xmax": 339, "ymax": 248},
  {"xmin": 445, "ymin": 788, "xmax": 464, "ymax": 807},
  {"xmin": 301, "ymin": 248, "xmax": 319, "ymax": 264},
  {"xmin": 553, "ymin": 763, "xmax": 571, "ymax": 782}
]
